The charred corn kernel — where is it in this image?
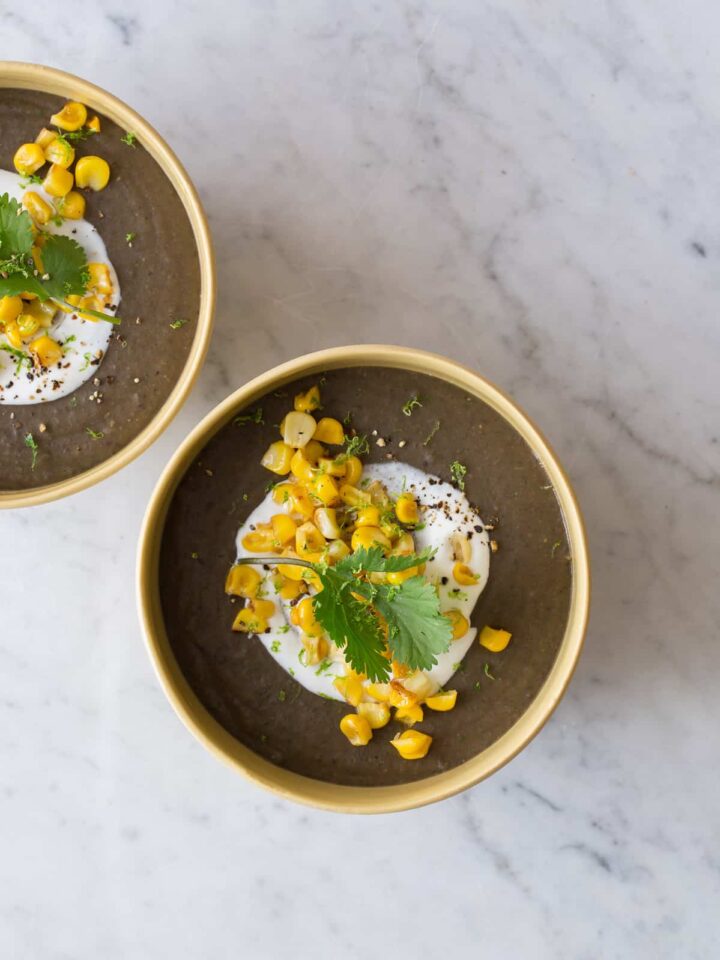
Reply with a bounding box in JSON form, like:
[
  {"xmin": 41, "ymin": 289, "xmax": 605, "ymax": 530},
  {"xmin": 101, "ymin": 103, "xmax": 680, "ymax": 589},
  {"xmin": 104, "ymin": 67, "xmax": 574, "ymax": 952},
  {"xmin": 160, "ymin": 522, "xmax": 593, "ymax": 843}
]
[
  {"xmin": 16, "ymin": 314, "xmax": 40, "ymax": 339},
  {"xmin": 279, "ymin": 577, "xmax": 305, "ymax": 601},
  {"xmin": 4, "ymin": 319, "xmax": 22, "ymax": 349},
  {"xmin": 51, "ymin": 101, "xmax": 87, "ymax": 131},
  {"xmin": 87, "ymin": 263, "xmax": 113, "ymax": 297},
  {"xmin": 443, "ymin": 609, "xmax": 469, "ymax": 640},
  {"xmin": 366, "ymin": 682, "xmax": 392, "ymax": 702},
  {"xmin": 386, "ymin": 566, "xmax": 421, "ymax": 585},
  {"xmin": 339, "ymin": 713, "xmax": 372, "ymax": 746},
  {"xmin": 294, "ymin": 384, "xmax": 321, "ymax": 412},
  {"xmin": 395, "ymin": 492, "xmax": 419, "ymax": 525},
  {"xmin": 251, "ymin": 598, "xmax": 276, "ymax": 620},
  {"xmin": 390, "ymin": 730, "xmax": 432, "ymax": 759},
  {"xmin": 351, "ymin": 526, "xmax": 391, "ymax": 552},
  {"xmin": 426, "ymin": 690, "xmax": 457, "ymax": 712},
  {"xmin": 35, "ymin": 127, "xmax": 57, "ymax": 149},
  {"xmin": 302, "ymin": 439, "xmax": 326, "ymax": 464},
  {"xmin": 43, "ymin": 163, "xmax": 74, "ymax": 198},
  {"xmin": 295, "ymin": 521, "xmax": 326, "ymax": 556},
  {"xmin": 403, "ymin": 672, "xmax": 438, "ymax": 700},
  {"xmin": 309, "ymin": 473, "xmax": 340, "ymax": 507},
  {"xmin": 339, "ymin": 483, "xmax": 371, "ymax": 508},
  {"xmin": 326, "ymin": 539, "xmax": 350, "ymax": 564},
  {"xmin": 13, "ymin": 142, "xmax": 45, "ymax": 175},
  {"xmin": 388, "ymin": 680, "xmax": 418, "ymax": 708},
  {"xmin": 343, "ymin": 456, "xmax": 363, "ymax": 486},
  {"xmin": 301, "ymin": 633, "xmax": 328, "ymax": 665},
  {"xmin": 283, "ymin": 411, "xmax": 317, "ymax": 448},
  {"xmin": 44, "ymin": 137, "xmax": 74, "ymax": 168},
  {"xmin": 0, "ymin": 296, "xmax": 23, "ymax": 324},
  {"xmin": 334, "ymin": 675, "xmax": 364, "ymax": 707},
  {"xmin": 29, "ymin": 335, "xmax": 63, "ymax": 367},
  {"xmin": 479, "ymin": 625, "xmax": 512, "ymax": 652},
  {"xmin": 261, "ymin": 440, "xmax": 293, "ymax": 475},
  {"xmin": 290, "ymin": 448, "xmax": 315, "ymax": 483},
  {"xmin": 225, "ymin": 564, "xmax": 262, "ymax": 598},
  {"xmin": 22, "ymin": 191, "xmax": 53, "ymax": 225},
  {"xmin": 355, "ymin": 505, "xmax": 380, "ymax": 528},
  {"xmin": 75, "ymin": 155, "xmax": 110, "ymax": 191},
  {"xmin": 87, "ymin": 115, "xmax": 101, "ymax": 133},
  {"xmin": 453, "ymin": 562, "xmax": 479, "ymax": 586},
  {"xmin": 313, "ymin": 507, "xmax": 341, "ymax": 539},
  {"xmin": 288, "ymin": 484, "xmax": 315, "ymax": 520},
  {"xmin": 58, "ymin": 190, "xmax": 85, "ymax": 220},
  {"xmin": 392, "ymin": 659, "xmax": 410, "ymax": 678},
  {"xmin": 272, "ymin": 482, "xmax": 294, "ymax": 506},
  {"xmin": 241, "ymin": 524, "xmax": 277, "ymax": 553},
  {"xmin": 395, "ymin": 703, "xmax": 424, "ymax": 726},
  {"xmin": 271, "ymin": 513, "xmax": 297, "ymax": 545},
  {"xmin": 232, "ymin": 607, "xmax": 268, "ymax": 634},
  {"xmin": 357, "ymin": 701, "xmax": 390, "ymax": 729},
  {"xmin": 25, "ymin": 299, "xmax": 57, "ymax": 327},
  {"xmin": 318, "ymin": 456, "xmax": 345, "ymax": 478},
  {"xmin": 313, "ymin": 417, "xmax": 344, "ymax": 445}
]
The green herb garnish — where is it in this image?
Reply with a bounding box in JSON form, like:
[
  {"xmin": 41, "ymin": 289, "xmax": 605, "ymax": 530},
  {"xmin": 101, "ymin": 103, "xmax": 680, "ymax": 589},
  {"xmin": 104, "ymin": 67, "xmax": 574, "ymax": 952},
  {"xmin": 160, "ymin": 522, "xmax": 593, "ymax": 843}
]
[
  {"xmin": 234, "ymin": 407, "xmax": 264, "ymax": 426},
  {"xmin": 278, "ymin": 689, "xmax": 287, "ymax": 702},
  {"xmin": 334, "ymin": 433, "xmax": 370, "ymax": 464},
  {"xmin": 450, "ymin": 460, "xmax": 467, "ymax": 491},
  {"xmin": 125, "ymin": 232, "xmax": 136, "ymax": 245},
  {"xmin": 24, "ymin": 432, "xmax": 38, "ymax": 469},
  {"xmin": 278, "ymin": 625, "xmax": 290, "ymax": 634},
  {"xmin": 0, "ymin": 194, "xmax": 120, "ymax": 324},
  {"xmin": 79, "ymin": 352, "xmax": 93, "ymax": 372},
  {"xmin": 447, "ymin": 588, "xmax": 469, "ymax": 601},
  {"xmin": 484, "ymin": 663, "xmax": 496, "ymax": 680},
  {"xmin": 169, "ymin": 317, "xmax": 189, "ymax": 330},
  {"xmin": 0, "ymin": 343, "xmax": 32, "ymax": 375},
  {"xmin": 270, "ymin": 640, "xmax": 282, "ymax": 654},
  {"xmin": 120, "ymin": 131, "xmax": 137, "ymax": 147},
  {"xmin": 235, "ymin": 545, "xmax": 452, "ymax": 681},
  {"xmin": 55, "ymin": 126, "xmax": 96, "ymax": 143},
  {"xmin": 423, "ymin": 419, "xmax": 440, "ymax": 446},
  {"xmin": 551, "ymin": 540, "xmax": 561, "ymax": 558},
  {"xmin": 61, "ymin": 334, "xmax": 76, "ymax": 353},
  {"xmin": 402, "ymin": 394, "xmax": 422, "ymax": 416},
  {"xmin": 85, "ymin": 427, "xmax": 104, "ymax": 440}
]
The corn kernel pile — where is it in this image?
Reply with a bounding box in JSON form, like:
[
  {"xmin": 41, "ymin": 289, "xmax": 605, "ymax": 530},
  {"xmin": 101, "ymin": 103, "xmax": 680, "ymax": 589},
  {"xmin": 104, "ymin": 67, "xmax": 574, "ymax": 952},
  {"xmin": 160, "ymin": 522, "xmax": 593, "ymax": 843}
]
[
  {"xmin": 225, "ymin": 383, "xmax": 513, "ymax": 761},
  {"xmin": 1, "ymin": 101, "xmax": 116, "ymax": 367}
]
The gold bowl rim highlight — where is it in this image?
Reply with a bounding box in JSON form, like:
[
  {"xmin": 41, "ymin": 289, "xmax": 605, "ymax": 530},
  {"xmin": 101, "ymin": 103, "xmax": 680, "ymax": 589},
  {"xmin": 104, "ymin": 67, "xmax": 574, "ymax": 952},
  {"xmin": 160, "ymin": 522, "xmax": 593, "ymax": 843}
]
[
  {"xmin": 137, "ymin": 345, "xmax": 591, "ymax": 814},
  {"xmin": 0, "ymin": 60, "xmax": 216, "ymax": 508}
]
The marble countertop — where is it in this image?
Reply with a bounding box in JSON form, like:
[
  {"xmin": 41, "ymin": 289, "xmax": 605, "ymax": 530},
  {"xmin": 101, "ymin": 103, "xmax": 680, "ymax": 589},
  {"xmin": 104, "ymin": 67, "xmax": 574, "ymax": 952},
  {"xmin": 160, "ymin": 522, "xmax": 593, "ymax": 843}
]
[{"xmin": 3, "ymin": 2, "xmax": 719, "ymax": 957}]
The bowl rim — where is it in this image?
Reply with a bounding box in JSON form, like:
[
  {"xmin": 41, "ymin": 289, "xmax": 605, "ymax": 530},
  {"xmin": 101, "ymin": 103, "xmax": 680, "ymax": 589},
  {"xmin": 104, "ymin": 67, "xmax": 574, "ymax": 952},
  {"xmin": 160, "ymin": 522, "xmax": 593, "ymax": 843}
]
[
  {"xmin": 0, "ymin": 60, "xmax": 216, "ymax": 508},
  {"xmin": 137, "ymin": 345, "xmax": 590, "ymax": 813}
]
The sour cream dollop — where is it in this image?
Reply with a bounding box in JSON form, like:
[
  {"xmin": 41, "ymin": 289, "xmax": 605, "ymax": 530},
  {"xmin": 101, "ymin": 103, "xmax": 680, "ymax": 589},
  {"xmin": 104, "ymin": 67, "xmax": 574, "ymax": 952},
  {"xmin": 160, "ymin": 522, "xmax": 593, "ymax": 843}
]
[
  {"xmin": 234, "ymin": 461, "xmax": 490, "ymax": 700},
  {"xmin": 0, "ymin": 169, "xmax": 120, "ymax": 404}
]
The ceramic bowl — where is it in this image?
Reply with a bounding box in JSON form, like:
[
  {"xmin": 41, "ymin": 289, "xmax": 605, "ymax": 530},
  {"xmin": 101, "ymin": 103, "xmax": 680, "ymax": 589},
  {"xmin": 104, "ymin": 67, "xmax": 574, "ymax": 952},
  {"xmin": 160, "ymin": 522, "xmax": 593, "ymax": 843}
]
[
  {"xmin": 0, "ymin": 61, "xmax": 215, "ymax": 507},
  {"xmin": 137, "ymin": 346, "xmax": 589, "ymax": 812}
]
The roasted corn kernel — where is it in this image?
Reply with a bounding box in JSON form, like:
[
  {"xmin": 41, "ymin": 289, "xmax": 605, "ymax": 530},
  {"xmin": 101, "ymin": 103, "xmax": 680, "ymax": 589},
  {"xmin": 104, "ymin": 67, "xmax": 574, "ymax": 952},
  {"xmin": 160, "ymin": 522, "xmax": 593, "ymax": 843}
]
[
  {"xmin": 241, "ymin": 524, "xmax": 277, "ymax": 553},
  {"xmin": 44, "ymin": 137, "xmax": 74, "ymax": 168},
  {"xmin": 75, "ymin": 155, "xmax": 110, "ymax": 191},
  {"xmin": 452, "ymin": 562, "xmax": 479, "ymax": 586},
  {"xmin": 29, "ymin": 335, "xmax": 63, "ymax": 367},
  {"xmin": 13, "ymin": 143, "xmax": 45, "ymax": 175},
  {"xmin": 479, "ymin": 625, "xmax": 512, "ymax": 652},
  {"xmin": 339, "ymin": 483, "xmax": 372, "ymax": 508},
  {"xmin": 58, "ymin": 190, "xmax": 85, "ymax": 220},
  {"xmin": 366, "ymin": 682, "xmax": 392, "ymax": 702},
  {"xmin": 22, "ymin": 191, "xmax": 53, "ymax": 225},
  {"xmin": 339, "ymin": 713, "xmax": 372, "ymax": 746},
  {"xmin": 16, "ymin": 314, "xmax": 40, "ymax": 339},
  {"xmin": 271, "ymin": 513, "xmax": 297, "ymax": 545},
  {"xmin": 232, "ymin": 607, "xmax": 268, "ymax": 634},
  {"xmin": 390, "ymin": 729, "xmax": 432, "ymax": 759},
  {"xmin": 282, "ymin": 411, "xmax": 317, "ymax": 448},
  {"xmin": 343, "ymin": 456, "xmax": 363, "ymax": 486},
  {"xmin": 313, "ymin": 417, "xmax": 344, "ymax": 445},
  {"xmin": 355, "ymin": 505, "xmax": 381, "ymax": 528},
  {"xmin": 357, "ymin": 701, "xmax": 391, "ymax": 729},
  {"xmin": 313, "ymin": 507, "xmax": 341, "ymax": 539},
  {"xmin": 308, "ymin": 473, "xmax": 340, "ymax": 507},
  {"xmin": 351, "ymin": 526, "xmax": 391, "ymax": 552},
  {"xmin": 425, "ymin": 690, "xmax": 457, "ymax": 712},
  {"xmin": 333, "ymin": 674, "xmax": 364, "ymax": 707},
  {"xmin": 294, "ymin": 384, "xmax": 321, "ymax": 412},
  {"xmin": 0, "ymin": 296, "xmax": 23, "ymax": 324},
  {"xmin": 395, "ymin": 491, "xmax": 419, "ymax": 525},
  {"xmin": 35, "ymin": 127, "xmax": 57, "ymax": 149},
  {"xmin": 43, "ymin": 163, "xmax": 74, "ymax": 198},
  {"xmin": 290, "ymin": 448, "xmax": 315, "ymax": 483},
  {"xmin": 51, "ymin": 101, "xmax": 87, "ymax": 131},
  {"xmin": 87, "ymin": 115, "xmax": 101, "ymax": 133},
  {"xmin": 295, "ymin": 521, "xmax": 326, "ymax": 556},
  {"xmin": 443, "ymin": 608, "xmax": 469, "ymax": 640},
  {"xmin": 261, "ymin": 440, "xmax": 293, "ymax": 475},
  {"xmin": 225, "ymin": 564, "xmax": 262, "ymax": 598},
  {"xmin": 394, "ymin": 703, "xmax": 424, "ymax": 726}
]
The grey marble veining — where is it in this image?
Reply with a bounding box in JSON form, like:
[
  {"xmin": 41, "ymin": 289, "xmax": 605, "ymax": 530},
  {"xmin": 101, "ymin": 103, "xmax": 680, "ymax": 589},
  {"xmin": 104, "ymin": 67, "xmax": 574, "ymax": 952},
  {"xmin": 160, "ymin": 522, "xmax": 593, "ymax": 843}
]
[{"xmin": 2, "ymin": 2, "xmax": 719, "ymax": 957}]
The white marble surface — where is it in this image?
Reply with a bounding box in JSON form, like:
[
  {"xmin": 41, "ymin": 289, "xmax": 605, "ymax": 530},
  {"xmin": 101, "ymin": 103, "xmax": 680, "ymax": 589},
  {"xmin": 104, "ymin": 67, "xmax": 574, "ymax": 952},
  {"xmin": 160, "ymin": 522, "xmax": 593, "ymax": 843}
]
[{"xmin": 2, "ymin": 2, "xmax": 719, "ymax": 957}]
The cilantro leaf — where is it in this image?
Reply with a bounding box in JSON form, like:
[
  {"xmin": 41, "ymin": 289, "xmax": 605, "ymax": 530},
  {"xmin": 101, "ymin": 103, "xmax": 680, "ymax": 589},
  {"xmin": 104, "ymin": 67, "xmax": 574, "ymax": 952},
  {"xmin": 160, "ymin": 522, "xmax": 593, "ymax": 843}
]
[
  {"xmin": 40, "ymin": 235, "xmax": 88, "ymax": 299},
  {"xmin": 372, "ymin": 576, "xmax": 453, "ymax": 670},
  {"xmin": 0, "ymin": 194, "xmax": 33, "ymax": 257},
  {"xmin": 334, "ymin": 544, "xmax": 434, "ymax": 576},
  {"xmin": 313, "ymin": 566, "xmax": 390, "ymax": 680},
  {"xmin": 0, "ymin": 272, "xmax": 47, "ymax": 299}
]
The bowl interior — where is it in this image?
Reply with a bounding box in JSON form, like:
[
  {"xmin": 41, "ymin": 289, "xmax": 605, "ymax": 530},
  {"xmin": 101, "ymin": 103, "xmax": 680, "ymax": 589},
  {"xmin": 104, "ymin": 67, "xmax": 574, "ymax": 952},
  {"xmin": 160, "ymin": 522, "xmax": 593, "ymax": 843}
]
[
  {"xmin": 156, "ymin": 363, "xmax": 573, "ymax": 789},
  {"xmin": 0, "ymin": 74, "xmax": 207, "ymax": 500}
]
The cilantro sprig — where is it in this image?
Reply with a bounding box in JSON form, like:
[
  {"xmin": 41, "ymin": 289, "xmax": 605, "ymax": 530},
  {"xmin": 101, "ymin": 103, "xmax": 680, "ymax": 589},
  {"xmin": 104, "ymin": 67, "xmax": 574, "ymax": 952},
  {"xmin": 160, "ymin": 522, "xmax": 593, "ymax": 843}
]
[
  {"xmin": 235, "ymin": 545, "xmax": 453, "ymax": 680},
  {"xmin": 0, "ymin": 194, "xmax": 120, "ymax": 324}
]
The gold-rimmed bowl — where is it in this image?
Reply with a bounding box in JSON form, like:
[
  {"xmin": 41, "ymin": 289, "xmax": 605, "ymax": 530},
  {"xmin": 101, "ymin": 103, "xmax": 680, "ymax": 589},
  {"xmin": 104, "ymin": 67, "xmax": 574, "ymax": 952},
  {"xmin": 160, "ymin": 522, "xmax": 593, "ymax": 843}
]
[
  {"xmin": 138, "ymin": 346, "xmax": 589, "ymax": 813},
  {"xmin": 0, "ymin": 61, "xmax": 215, "ymax": 507}
]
